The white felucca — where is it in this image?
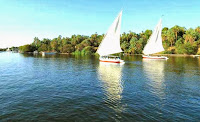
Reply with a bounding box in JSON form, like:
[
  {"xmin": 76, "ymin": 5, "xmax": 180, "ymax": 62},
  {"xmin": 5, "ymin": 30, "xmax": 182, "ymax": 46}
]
[
  {"xmin": 142, "ymin": 19, "xmax": 168, "ymax": 59},
  {"xmin": 97, "ymin": 11, "xmax": 124, "ymax": 63}
]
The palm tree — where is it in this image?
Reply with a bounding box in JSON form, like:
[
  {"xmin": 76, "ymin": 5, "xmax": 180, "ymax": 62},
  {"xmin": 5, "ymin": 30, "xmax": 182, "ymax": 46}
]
[
  {"xmin": 167, "ymin": 29, "xmax": 175, "ymax": 47},
  {"xmin": 195, "ymin": 26, "xmax": 200, "ymax": 33},
  {"xmin": 183, "ymin": 28, "xmax": 197, "ymax": 44},
  {"xmin": 162, "ymin": 27, "xmax": 168, "ymax": 42},
  {"xmin": 171, "ymin": 25, "xmax": 185, "ymax": 41},
  {"xmin": 195, "ymin": 26, "xmax": 200, "ymax": 41}
]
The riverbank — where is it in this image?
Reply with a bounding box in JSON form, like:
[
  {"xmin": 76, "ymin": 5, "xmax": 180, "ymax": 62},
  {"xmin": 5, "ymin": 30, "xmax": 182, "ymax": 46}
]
[{"xmin": 19, "ymin": 51, "xmax": 200, "ymax": 57}]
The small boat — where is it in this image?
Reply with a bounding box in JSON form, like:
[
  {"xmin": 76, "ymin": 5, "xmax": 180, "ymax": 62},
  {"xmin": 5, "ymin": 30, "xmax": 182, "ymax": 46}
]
[
  {"xmin": 41, "ymin": 51, "xmax": 56, "ymax": 56},
  {"xmin": 142, "ymin": 19, "xmax": 168, "ymax": 60},
  {"xmin": 193, "ymin": 55, "xmax": 200, "ymax": 58},
  {"xmin": 143, "ymin": 55, "xmax": 168, "ymax": 59},
  {"xmin": 97, "ymin": 11, "xmax": 124, "ymax": 63},
  {"xmin": 33, "ymin": 50, "xmax": 38, "ymax": 54}
]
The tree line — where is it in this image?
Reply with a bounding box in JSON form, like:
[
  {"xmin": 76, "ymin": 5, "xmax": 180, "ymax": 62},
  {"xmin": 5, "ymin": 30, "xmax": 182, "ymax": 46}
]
[
  {"xmin": 19, "ymin": 25, "xmax": 200, "ymax": 55},
  {"xmin": 0, "ymin": 47, "xmax": 19, "ymax": 51},
  {"xmin": 0, "ymin": 48, "xmax": 6, "ymax": 51}
]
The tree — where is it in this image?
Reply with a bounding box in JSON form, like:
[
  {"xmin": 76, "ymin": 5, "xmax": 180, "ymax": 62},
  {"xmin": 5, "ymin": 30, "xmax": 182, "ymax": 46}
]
[
  {"xmin": 121, "ymin": 41, "xmax": 129, "ymax": 53},
  {"xmin": 32, "ymin": 37, "xmax": 41, "ymax": 50},
  {"xmin": 195, "ymin": 26, "xmax": 200, "ymax": 41},
  {"xmin": 81, "ymin": 46, "xmax": 94, "ymax": 55},
  {"xmin": 172, "ymin": 25, "xmax": 181, "ymax": 41},
  {"xmin": 175, "ymin": 38, "xmax": 184, "ymax": 54},
  {"xmin": 50, "ymin": 40, "xmax": 58, "ymax": 52},
  {"xmin": 142, "ymin": 30, "xmax": 152, "ymax": 41},
  {"xmin": 81, "ymin": 39, "xmax": 91, "ymax": 47},
  {"xmin": 62, "ymin": 44, "xmax": 74, "ymax": 53},
  {"xmin": 19, "ymin": 44, "xmax": 34, "ymax": 52},
  {"xmin": 17, "ymin": 26, "xmax": 200, "ymax": 55},
  {"xmin": 121, "ymin": 32, "xmax": 129, "ymax": 43},
  {"xmin": 38, "ymin": 44, "xmax": 48, "ymax": 52},
  {"xmin": 183, "ymin": 42, "xmax": 198, "ymax": 54},
  {"xmin": 90, "ymin": 33, "xmax": 98, "ymax": 45},
  {"xmin": 183, "ymin": 28, "xmax": 197, "ymax": 44},
  {"xmin": 167, "ymin": 29, "xmax": 176, "ymax": 47},
  {"xmin": 195, "ymin": 26, "xmax": 200, "ymax": 33},
  {"xmin": 162, "ymin": 27, "xmax": 168, "ymax": 44}
]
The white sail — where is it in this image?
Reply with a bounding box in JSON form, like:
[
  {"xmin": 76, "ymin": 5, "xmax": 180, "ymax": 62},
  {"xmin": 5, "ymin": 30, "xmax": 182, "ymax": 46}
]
[
  {"xmin": 97, "ymin": 11, "xmax": 123, "ymax": 56},
  {"xmin": 143, "ymin": 19, "xmax": 164, "ymax": 55}
]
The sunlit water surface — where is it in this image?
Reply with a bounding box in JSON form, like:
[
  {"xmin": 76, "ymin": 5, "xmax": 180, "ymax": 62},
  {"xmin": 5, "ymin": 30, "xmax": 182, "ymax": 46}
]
[{"xmin": 0, "ymin": 52, "xmax": 200, "ymax": 121}]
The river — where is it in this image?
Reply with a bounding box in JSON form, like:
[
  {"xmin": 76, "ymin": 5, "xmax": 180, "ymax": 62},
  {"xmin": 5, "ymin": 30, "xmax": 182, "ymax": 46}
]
[{"xmin": 0, "ymin": 52, "xmax": 199, "ymax": 121}]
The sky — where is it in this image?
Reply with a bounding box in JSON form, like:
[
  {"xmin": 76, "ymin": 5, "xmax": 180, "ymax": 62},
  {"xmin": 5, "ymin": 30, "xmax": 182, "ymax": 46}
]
[{"xmin": 0, "ymin": 0, "xmax": 200, "ymax": 48}]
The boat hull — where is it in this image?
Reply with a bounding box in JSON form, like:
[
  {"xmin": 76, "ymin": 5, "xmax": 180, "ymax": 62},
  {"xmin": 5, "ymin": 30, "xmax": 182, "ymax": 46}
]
[
  {"xmin": 99, "ymin": 59, "xmax": 124, "ymax": 63},
  {"xmin": 41, "ymin": 52, "xmax": 57, "ymax": 56},
  {"xmin": 99, "ymin": 56, "xmax": 124, "ymax": 63},
  {"xmin": 142, "ymin": 55, "xmax": 168, "ymax": 60}
]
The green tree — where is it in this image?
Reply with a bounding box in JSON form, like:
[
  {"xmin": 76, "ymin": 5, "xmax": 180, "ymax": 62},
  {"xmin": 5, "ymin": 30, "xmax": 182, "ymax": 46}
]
[
  {"xmin": 38, "ymin": 44, "xmax": 48, "ymax": 52},
  {"xmin": 19, "ymin": 44, "xmax": 34, "ymax": 52},
  {"xmin": 167, "ymin": 29, "xmax": 176, "ymax": 47},
  {"xmin": 175, "ymin": 38, "xmax": 184, "ymax": 54},
  {"xmin": 62, "ymin": 44, "xmax": 74, "ymax": 53},
  {"xmin": 32, "ymin": 37, "xmax": 41, "ymax": 50},
  {"xmin": 50, "ymin": 40, "xmax": 58, "ymax": 52},
  {"xmin": 183, "ymin": 28, "xmax": 197, "ymax": 44},
  {"xmin": 162, "ymin": 27, "xmax": 169, "ymax": 45},
  {"xmin": 81, "ymin": 46, "xmax": 94, "ymax": 55},
  {"xmin": 183, "ymin": 42, "xmax": 198, "ymax": 54},
  {"xmin": 195, "ymin": 26, "xmax": 200, "ymax": 41},
  {"xmin": 81, "ymin": 39, "xmax": 91, "ymax": 47},
  {"xmin": 171, "ymin": 25, "xmax": 185, "ymax": 41},
  {"xmin": 121, "ymin": 41, "xmax": 129, "ymax": 53},
  {"xmin": 128, "ymin": 37, "xmax": 138, "ymax": 54}
]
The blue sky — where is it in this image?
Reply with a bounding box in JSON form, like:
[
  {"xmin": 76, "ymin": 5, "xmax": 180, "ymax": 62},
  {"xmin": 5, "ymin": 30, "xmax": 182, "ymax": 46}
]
[{"xmin": 0, "ymin": 0, "xmax": 200, "ymax": 48}]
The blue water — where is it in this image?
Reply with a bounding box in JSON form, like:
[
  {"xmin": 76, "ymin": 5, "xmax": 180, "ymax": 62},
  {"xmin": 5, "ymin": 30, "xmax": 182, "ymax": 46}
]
[{"xmin": 0, "ymin": 52, "xmax": 200, "ymax": 121}]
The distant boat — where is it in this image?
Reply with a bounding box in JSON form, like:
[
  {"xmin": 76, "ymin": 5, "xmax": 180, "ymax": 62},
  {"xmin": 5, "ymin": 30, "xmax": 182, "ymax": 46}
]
[
  {"xmin": 97, "ymin": 11, "xmax": 124, "ymax": 63},
  {"xmin": 41, "ymin": 51, "xmax": 56, "ymax": 56},
  {"xmin": 33, "ymin": 50, "xmax": 39, "ymax": 54},
  {"xmin": 142, "ymin": 19, "xmax": 168, "ymax": 60}
]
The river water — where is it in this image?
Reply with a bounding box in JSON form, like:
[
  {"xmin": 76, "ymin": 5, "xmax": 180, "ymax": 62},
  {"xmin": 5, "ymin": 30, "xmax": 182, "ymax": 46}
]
[{"xmin": 0, "ymin": 52, "xmax": 200, "ymax": 121}]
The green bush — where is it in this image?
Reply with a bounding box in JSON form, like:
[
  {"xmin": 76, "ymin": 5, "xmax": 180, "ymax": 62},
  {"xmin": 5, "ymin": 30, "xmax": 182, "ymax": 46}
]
[
  {"xmin": 19, "ymin": 44, "xmax": 35, "ymax": 52},
  {"xmin": 183, "ymin": 42, "xmax": 198, "ymax": 54}
]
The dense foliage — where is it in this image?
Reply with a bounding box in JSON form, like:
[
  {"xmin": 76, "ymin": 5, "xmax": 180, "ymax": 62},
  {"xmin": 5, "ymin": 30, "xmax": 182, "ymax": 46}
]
[
  {"xmin": 0, "ymin": 48, "xmax": 6, "ymax": 51},
  {"xmin": 19, "ymin": 26, "xmax": 200, "ymax": 55},
  {"xmin": 0, "ymin": 47, "xmax": 18, "ymax": 51}
]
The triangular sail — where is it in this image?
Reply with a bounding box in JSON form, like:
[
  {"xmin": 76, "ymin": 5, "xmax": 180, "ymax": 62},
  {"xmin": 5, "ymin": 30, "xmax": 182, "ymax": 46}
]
[
  {"xmin": 143, "ymin": 19, "xmax": 164, "ymax": 55},
  {"xmin": 97, "ymin": 11, "xmax": 123, "ymax": 56}
]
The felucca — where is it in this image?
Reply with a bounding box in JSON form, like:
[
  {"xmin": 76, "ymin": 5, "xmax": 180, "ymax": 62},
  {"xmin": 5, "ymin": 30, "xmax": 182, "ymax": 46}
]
[
  {"xmin": 97, "ymin": 11, "xmax": 124, "ymax": 63},
  {"xmin": 142, "ymin": 19, "xmax": 168, "ymax": 59}
]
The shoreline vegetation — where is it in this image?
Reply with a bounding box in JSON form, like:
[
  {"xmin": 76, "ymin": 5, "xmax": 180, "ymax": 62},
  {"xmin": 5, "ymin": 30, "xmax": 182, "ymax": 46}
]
[{"xmin": 2, "ymin": 25, "xmax": 200, "ymax": 55}]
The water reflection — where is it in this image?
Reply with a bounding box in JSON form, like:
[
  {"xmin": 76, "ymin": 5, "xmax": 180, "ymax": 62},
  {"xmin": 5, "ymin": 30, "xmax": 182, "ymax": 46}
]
[
  {"xmin": 97, "ymin": 62, "xmax": 125, "ymax": 112},
  {"xmin": 142, "ymin": 59, "xmax": 166, "ymax": 99}
]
